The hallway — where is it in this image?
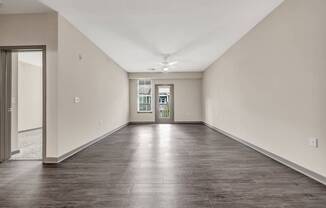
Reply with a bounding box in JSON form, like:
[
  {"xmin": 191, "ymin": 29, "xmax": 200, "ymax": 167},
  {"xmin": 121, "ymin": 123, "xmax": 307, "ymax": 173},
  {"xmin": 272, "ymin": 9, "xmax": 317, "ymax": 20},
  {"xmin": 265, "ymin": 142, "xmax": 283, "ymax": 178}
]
[{"xmin": 0, "ymin": 124, "xmax": 325, "ymax": 208}]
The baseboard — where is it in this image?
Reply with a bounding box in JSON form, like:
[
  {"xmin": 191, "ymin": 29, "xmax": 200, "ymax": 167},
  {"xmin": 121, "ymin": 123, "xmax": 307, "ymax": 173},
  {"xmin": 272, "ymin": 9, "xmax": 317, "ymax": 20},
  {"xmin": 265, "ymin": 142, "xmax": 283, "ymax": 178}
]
[
  {"xmin": 174, "ymin": 121, "xmax": 203, "ymax": 124},
  {"xmin": 18, "ymin": 127, "xmax": 42, "ymax": 133},
  {"xmin": 129, "ymin": 121, "xmax": 155, "ymax": 125},
  {"xmin": 11, "ymin": 149, "xmax": 20, "ymax": 155},
  {"xmin": 43, "ymin": 123, "xmax": 129, "ymax": 164},
  {"xmin": 129, "ymin": 121, "xmax": 203, "ymax": 125},
  {"xmin": 203, "ymin": 122, "xmax": 326, "ymax": 186},
  {"xmin": 43, "ymin": 157, "xmax": 58, "ymax": 164}
]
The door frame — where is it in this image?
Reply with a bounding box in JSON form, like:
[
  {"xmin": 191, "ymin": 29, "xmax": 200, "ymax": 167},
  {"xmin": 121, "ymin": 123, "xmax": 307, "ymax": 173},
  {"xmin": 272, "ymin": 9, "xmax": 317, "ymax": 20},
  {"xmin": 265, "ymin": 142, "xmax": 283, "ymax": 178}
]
[
  {"xmin": 155, "ymin": 84, "xmax": 174, "ymax": 123},
  {"xmin": 0, "ymin": 49, "xmax": 12, "ymax": 162},
  {"xmin": 0, "ymin": 45, "xmax": 47, "ymax": 162}
]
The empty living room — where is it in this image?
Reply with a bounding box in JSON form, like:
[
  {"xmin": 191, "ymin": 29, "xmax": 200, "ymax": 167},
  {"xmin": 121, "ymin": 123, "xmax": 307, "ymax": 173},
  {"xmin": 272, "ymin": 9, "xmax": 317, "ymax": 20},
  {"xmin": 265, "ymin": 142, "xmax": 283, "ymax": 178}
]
[{"xmin": 0, "ymin": 0, "xmax": 325, "ymax": 207}]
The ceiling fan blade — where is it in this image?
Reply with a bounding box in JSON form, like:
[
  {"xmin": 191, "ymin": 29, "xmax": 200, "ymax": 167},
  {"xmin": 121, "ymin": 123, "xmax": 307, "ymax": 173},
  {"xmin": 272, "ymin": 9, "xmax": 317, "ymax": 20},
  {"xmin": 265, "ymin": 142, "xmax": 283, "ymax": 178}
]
[
  {"xmin": 157, "ymin": 61, "xmax": 178, "ymax": 66},
  {"xmin": 167, "ymin": 61, "xmax": 178, "ymax": 65}
]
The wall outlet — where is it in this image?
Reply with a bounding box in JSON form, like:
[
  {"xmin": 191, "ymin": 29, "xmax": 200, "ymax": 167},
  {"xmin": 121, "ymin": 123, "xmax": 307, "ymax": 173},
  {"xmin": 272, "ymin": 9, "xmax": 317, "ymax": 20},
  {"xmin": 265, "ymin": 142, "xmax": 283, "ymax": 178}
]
[
  {"xmin": 308, "ymin": 138, "xmax": 318, "ymax": 148},
  {"xmin": 74, "ymin": 97, "xmax": 81, "ymax": 103}
]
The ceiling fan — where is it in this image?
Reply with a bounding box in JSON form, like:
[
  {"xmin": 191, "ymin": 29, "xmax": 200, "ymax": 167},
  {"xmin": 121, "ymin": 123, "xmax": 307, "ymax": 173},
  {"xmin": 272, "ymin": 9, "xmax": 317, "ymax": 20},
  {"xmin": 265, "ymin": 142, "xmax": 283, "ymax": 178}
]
[{"xmin": 153, "ymin": 54, "xmax": 178, "ymax": 72}]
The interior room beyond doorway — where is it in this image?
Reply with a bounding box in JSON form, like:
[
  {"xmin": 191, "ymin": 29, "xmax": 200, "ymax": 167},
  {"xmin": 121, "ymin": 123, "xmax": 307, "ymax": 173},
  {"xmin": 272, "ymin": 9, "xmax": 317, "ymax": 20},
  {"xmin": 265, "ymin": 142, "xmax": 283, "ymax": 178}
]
[{"xmin": 10, "ymin": 51, "xmax": 43, "ymax": 160}]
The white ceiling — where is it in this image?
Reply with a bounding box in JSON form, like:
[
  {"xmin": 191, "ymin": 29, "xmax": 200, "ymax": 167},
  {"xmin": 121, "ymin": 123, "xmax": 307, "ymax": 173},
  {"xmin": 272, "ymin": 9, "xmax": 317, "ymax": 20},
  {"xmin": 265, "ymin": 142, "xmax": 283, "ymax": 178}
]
[
  {"xmin": 41, "ymin": 0, "xmax": 284, "ymax": 72},
  {"xmin": 0, "ymin": 0, "xmax": 52, "ymax": 14}
]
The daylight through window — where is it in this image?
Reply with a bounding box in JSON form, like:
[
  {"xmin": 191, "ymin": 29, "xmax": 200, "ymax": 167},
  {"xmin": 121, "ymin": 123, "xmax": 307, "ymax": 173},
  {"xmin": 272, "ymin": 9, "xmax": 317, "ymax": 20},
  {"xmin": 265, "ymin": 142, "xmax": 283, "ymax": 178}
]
[{"xmin": 137, "ymin": 80, "xmax": 152, "ymax": 112}]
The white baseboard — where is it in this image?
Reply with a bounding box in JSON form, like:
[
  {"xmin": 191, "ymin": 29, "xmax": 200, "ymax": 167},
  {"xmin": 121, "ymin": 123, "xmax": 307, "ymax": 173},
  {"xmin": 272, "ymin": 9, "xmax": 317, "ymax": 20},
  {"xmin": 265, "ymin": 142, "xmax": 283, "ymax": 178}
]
[
  {"xmin": 44, "ymin": 123, "xmax": 129, "ymax": 164},
  {"xmin": 203, "ymin": 122, "xmax": 326, "ymax": 186},
  {"xmin": 129, "ymin": 121, "xmax": 203, "ymax": 125}
]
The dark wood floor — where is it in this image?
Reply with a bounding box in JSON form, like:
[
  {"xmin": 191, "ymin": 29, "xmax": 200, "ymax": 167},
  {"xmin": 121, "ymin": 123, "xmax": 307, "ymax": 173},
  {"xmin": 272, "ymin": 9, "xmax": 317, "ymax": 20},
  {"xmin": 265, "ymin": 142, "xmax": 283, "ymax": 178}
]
[{"xmin": 0, "ymin": 124, "xmax": 325, "ymax": 208}]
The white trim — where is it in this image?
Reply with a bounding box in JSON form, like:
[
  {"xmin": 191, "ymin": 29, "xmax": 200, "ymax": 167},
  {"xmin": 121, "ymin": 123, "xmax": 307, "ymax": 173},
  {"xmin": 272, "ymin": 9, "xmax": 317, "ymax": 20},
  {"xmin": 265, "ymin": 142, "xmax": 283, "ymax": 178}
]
[
  {"xmin": 203, "ymin": 122, "xmax": 326, "ymax": 186},
  {"xmin": 128, "ymin": 72, "xmax": 203, "ymax": 80},
  {"xmin": 44, "ymin": 123, "xmax": 129, "ymax": 164}
]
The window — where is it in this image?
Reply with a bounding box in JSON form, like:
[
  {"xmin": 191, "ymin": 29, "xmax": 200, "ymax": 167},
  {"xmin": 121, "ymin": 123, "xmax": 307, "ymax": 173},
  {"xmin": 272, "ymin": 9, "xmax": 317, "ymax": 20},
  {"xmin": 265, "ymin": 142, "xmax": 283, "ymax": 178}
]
[{"xmin": 137, "ymin": 80, "xmax": 152, "ymax": 112}]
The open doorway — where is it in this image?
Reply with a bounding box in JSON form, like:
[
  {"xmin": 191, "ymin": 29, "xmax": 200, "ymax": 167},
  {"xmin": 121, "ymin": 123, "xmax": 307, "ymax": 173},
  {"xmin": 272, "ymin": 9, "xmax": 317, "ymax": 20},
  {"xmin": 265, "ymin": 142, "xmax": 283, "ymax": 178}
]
[
  {"xmin": 0, "ymin": 46, "xmax": 46, "ymax": 162},
  {"xmin": 11, "ymin": 51, "xmax": 43, "ymax": 160},
  {"xmin": 155, "ymin": 84, "xmax": 174, "ymax": 123}
]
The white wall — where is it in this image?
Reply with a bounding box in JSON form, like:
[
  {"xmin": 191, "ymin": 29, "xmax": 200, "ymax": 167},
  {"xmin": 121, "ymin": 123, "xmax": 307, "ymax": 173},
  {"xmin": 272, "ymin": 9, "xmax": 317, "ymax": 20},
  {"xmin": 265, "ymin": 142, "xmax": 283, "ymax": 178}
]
[
  {"xmin": 129, "ymin": 72, "xmax": 202, "ymax": 122},
  {"xmin": 57, "ymin": 15, "xmax": 129, "ymax": 156},
  {"xmin": 17, "ymin": 59, "xmax": 42, "ymax": 131},
  {"xmin": 0, "ymin": 13, "xmax": 58, "ymax": 157},
  {"xmin": 203, "ymin": 0, "xmax": 326, "ymax": 177}
]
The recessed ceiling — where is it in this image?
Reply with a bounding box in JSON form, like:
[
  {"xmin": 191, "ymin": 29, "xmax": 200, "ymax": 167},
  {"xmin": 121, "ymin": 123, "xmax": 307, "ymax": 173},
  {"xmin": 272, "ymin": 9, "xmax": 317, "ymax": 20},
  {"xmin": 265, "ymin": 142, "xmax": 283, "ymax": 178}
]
[
  {"xmin": 41, "ymin": 0, "xmax": 284, "ymax": 72},
  {"xmin": 0, "ymin": 0, "xmax": 53, "ymax": 14}
]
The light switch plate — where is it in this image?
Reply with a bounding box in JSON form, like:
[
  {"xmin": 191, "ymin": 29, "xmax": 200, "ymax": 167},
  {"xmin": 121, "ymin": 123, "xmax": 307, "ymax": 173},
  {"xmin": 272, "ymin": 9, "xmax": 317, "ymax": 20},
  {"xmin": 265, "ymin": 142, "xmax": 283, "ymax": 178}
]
[{"xmin": 74, "ymin": 97, "xmax": 81, "ymax": 103}]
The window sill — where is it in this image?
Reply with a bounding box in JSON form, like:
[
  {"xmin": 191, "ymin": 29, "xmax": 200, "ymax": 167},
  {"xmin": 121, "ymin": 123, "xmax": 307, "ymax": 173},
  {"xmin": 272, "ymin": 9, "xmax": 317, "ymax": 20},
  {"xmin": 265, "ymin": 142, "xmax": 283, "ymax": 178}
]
[{"xmin": 137, "ymin": 111, "xmax": 152, "ymax": 114}]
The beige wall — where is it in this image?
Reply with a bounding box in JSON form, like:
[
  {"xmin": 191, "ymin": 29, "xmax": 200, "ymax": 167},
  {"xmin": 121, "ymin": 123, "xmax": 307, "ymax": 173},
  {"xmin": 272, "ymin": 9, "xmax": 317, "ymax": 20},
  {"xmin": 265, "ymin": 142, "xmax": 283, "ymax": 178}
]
[
  {"xmin": 129, "ymin": 73, "xmax": 202, "ymax": 122},
  {"xmin": 203, "ymin": 0, "xmax": 326, "ymax": 177},
  {"xmin": 57, "ymin": 16, "xmax": 129, "ymax": 156},
  {"xmin": 0, "ymin": 13, "xmax": 58, "ymax": 157},
  {"xmin": 1, "ymin": 13, "xmax": 129, "ymax": 158},
  {"xmin": 18, "ymin": 61, "xmax": 43, "ymax": 132}
]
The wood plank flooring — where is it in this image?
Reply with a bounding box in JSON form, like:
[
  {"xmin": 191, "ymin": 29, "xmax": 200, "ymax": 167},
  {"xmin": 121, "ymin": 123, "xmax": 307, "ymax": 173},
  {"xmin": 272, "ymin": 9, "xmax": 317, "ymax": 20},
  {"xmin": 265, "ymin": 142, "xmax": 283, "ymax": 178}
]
[{"xmin": 0, "ymin": 124, "xmax": 325, "ymax": 207}]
